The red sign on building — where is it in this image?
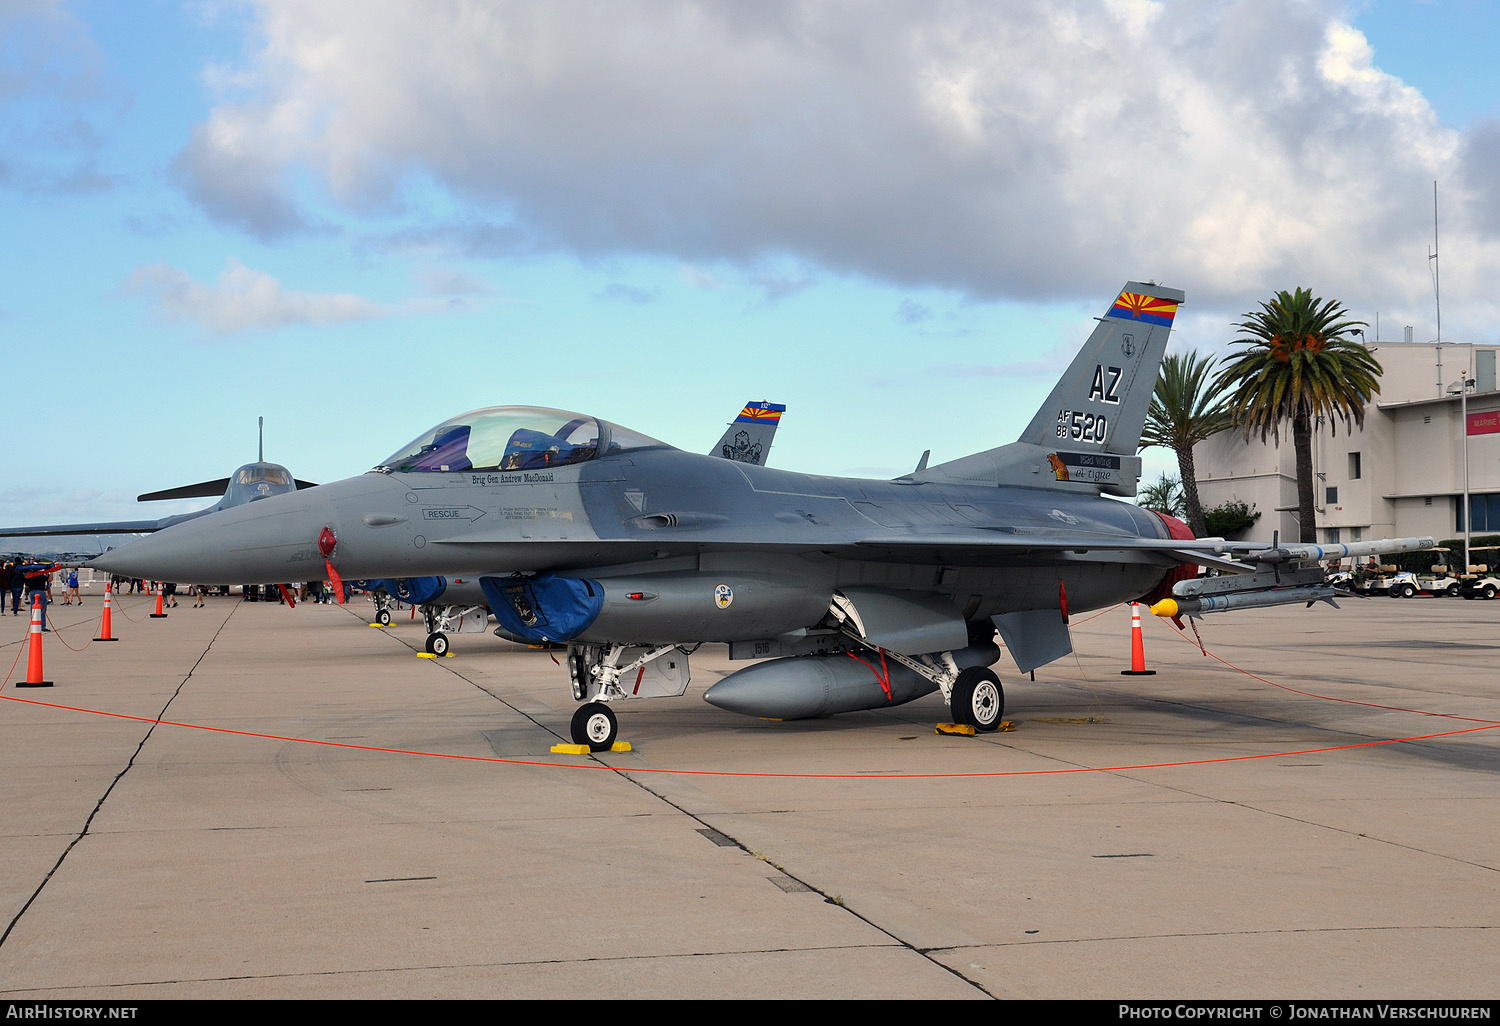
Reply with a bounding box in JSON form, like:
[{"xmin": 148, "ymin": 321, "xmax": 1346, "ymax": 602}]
[{"xmin": 1468, "ymin": 411, "xmax": 1500, "ymax": 436}]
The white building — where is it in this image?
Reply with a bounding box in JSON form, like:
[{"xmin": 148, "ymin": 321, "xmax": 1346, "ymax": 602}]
[{"xmin": 1194, "ymin": 341, "xmax": 1500, "ymax": 547}]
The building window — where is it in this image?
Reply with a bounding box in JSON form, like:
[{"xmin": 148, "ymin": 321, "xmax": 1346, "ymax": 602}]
[
  {"xmin": 1326, "ymin": 486, "xmax": 1338, "ymax": 505},
  {"xmin": 1348, "ymin": 452, "xmax": 1361, "ymax": 480},
  {"xmin": 1352, "ymin": 527, "xmax": 1363, "ymax": 542},
  {"xmin": 1326, "ymin": 528, "xmax": 1340, "ymax": 543},
  {"xmin": 1458, "ymin": 494, "xmax": 1500, "ymax": 532}
]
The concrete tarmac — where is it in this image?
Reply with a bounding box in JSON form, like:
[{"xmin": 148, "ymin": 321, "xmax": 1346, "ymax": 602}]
[{"xmin": 0, "ymin": 591, "xmax": 1496, "ymax": 999}]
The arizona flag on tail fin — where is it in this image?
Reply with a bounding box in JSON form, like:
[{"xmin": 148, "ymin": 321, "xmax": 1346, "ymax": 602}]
[
  {"xmin": 1108, "ymin": 290, "xmax": 1179, "ymax": 327},
  {"xmin": 735, "ymin": 402, "xmax": 785, "ymax": 424}
]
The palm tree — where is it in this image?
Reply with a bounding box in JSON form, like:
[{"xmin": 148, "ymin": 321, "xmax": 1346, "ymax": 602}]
[
  {"xmin": 1137, "ymin": 473, "xmax": 1186, "ymax": 520},
  {"xmin": 1214, "ymin": 288, "xmax": 1380, "ymax": 543},
  {"xmin": 1139, "ymin": 351, "xmax": 1234, "ymax": 537}
]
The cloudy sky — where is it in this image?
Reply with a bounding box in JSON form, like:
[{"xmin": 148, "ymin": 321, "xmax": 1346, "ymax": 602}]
[{"xmin": 3, "ymin": 0, "xmax": 1498, "ymax": 543}]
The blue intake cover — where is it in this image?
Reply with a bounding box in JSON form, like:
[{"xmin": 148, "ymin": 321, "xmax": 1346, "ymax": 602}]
[
  {"xmin": 481, "ymin": 574, "xmax": 603, "ymax": 643},
  {"xmin": 360, "ymin": 576, "xmax": 447, "ymax": 605}
]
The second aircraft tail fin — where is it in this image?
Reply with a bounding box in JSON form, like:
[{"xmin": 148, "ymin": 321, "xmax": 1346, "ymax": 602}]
[{"xmin": 712, "ymin": 401, "xmax": 786, "ymax": 467}]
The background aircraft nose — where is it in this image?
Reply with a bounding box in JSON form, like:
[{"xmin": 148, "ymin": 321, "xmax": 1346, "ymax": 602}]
[{"xmin": 92, "ymin": 489, "xmax": 331, "ymax": 584}]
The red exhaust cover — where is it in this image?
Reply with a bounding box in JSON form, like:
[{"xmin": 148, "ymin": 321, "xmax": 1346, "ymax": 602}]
[{"xmin": 1138, "ymin": 512, "xmax": 1197, "ymax": 606}]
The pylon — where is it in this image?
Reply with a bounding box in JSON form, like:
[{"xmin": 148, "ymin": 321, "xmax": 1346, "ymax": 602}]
[
  {"xmin": 19, "ymin": 593, "xmax": 53, "ymax": 688},
  {"xmin": 1120, "ymin": 602, "xmax": 1156, "ymax": 676},
  {"xmin": 150, "ymin": 583, "xmax": 167, "ymax": 619},
  {"xmin": 95, "ymin": 582, "xmax": 118, "ymax": 642}
]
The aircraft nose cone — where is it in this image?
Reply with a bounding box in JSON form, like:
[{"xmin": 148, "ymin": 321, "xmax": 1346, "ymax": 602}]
[{"xmin": 93, "ymin": 490, "xmax": 333, "ymax": 584}]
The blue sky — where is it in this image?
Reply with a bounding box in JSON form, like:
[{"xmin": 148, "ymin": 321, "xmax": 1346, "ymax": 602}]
[{"xmin": 4, "ymin": 0, "xmax": 1499, "ymax": 546}]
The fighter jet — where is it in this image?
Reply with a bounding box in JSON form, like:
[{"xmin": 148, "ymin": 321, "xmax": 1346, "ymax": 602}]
[
  {"xmin": 0, "ymin": 418, "xmax": 314, "ymax": 543},
  {"xmin": 91, "ymin": 282, "xmax": 1431, "ymax": 750},
  {"xmin": 358, "ymin": 399, "xmax": 790, "ymax": 655}
]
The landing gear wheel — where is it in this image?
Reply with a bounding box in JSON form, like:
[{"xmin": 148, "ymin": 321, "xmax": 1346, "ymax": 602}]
[
  {"xmin": 570, "ymin": 702, "xmax": 618, "ymax": 752},
  {"xmin": 426, "ymin": 632, "xmax": 449, "ymax": 656},
  {"xmin": 950, "ymin": 667, "xmax": 1004, "ymax": 732},
  {"xmin": 377, "ymin": 608, "xmax": 392, "ymax": 626}
]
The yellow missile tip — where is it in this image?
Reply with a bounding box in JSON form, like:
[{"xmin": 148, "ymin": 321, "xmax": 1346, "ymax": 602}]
[{"xmin": 1150, "ymin": 598, "xmax": 1179, "ymax": 618}]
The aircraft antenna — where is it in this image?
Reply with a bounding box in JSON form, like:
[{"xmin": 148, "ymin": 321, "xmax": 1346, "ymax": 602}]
[{"xmin": 259, "ymin": 416, "xmax": 264, "ymax": 463}]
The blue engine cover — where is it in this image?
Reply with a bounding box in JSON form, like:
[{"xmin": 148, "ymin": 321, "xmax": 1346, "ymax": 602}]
[
  {"xmin": 481, "ymin": 574, "xmax": 603, "ymax": 643},
  {"xmin": 359, "ymin": 576, "xmax": 447, "ymax": 605}
]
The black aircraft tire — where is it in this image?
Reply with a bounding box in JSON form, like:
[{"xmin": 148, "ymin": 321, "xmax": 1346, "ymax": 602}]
[
  {"xmin": 426, "ymin": 632, "xmax": 449, "ymax": 656},
  {"xmin": 571, "ymin": 702, "xmax": 617, "ymax": 752},
  {"xmin": 377, "ymin": 609, "xmax": 392, "ymax": 626},
  {"xmin": 951, "ymin": 667, "xmax": 1004, "ymax": 732}
]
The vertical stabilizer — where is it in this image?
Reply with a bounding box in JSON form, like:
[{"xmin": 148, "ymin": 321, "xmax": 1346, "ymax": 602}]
[
  {"xmin": 1019, "ymin": 282, "xmax": 1183, "ymax": 454},
  {"xmin": 712, "ymin": 401, "xmax": 786, "ymax": 467},
  {"xmin": 913, "ymin": 281, "xmax": 1182, "ymax": 495}
]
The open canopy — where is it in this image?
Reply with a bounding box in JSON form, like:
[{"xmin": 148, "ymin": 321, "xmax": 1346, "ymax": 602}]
[{"xmin": 375, "ymin": 406, "xmax": 670, "ymax": 474}]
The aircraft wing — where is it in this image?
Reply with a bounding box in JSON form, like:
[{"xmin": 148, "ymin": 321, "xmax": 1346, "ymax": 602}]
[{"xmin": 0, "ymin": 519, "xmax": 165, "ymax": 538}]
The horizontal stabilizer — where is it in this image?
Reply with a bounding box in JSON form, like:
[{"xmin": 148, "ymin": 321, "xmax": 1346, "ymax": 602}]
[{"xmin": 139, "ymin": 478, "xmax": 230, "ymax": 502}]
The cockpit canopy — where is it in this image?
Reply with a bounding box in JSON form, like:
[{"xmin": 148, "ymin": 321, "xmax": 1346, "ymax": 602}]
[
  {"xmin": 236, "ymin": 466, "xmax": 290, "ymax": 486},
  {"xmin": 375, "ymin": 406, "xmax": 670, "ymax": 474},
  {"xmin": 224, "ymin": 462, "xmax": 298, "ymax": 505}
]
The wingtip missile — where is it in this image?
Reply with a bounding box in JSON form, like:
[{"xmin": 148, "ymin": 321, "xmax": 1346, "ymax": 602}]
[{"xmin": 1152, "ymin": 586, "xmax": 1338, "ymax": 617}]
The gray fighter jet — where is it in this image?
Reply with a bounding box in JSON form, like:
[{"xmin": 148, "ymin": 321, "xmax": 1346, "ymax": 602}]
[
  {"xmin": 90, "ymin": 282, "xmax": 1431, "ymax": 750},
  {"xmin": 0, "ymin": 418, "xmax": 314, "ymax": 543}
]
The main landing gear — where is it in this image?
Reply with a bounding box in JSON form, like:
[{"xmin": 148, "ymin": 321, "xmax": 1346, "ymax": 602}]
[{"xmin": 949, "ymin": 666, "xmax": 1004, "ymax": 731}]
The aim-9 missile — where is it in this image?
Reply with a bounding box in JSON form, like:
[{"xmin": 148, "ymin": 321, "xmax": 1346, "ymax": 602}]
[
  {"xmin": 1151, "ymin": 586, "xmax": 1337, "ymax": 618},
  {"xmin": 1150, "ymin": 535, "xmax": 1436, "ymax": 618},
  {"xmin": 1231, "ymin": 536, "xmax": 1436, "ymax": 565}
]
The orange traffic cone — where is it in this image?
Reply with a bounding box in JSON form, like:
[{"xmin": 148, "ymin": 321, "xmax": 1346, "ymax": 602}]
[
  {"xmin": 95, "ymin": 583, "xmax": 118, "ymax": 642},
  {"xmin": 19, "ymin": 593, "xmax": 53, "ymax": 688},
  {"xmin": 150, "ymin": 583, "xmax": 167, "ymax": 619},
  {"xmin": 1120, "ymin": 602, "xmax": 1156, "ymax": 676}
]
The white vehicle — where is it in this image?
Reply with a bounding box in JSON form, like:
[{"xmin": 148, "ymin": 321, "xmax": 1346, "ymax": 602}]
[
  {"xmin": 1457, "ymin": 549, "xmax": 1500, "ymax": 600},
  {"xmin": 1459, "ymin": 576, "xmax": 1499, "ymax": 600},
  {"xmin": 1385, "ymin": 569, "xmax": 1462, "ymax": 598},
  {"xmin": 1458, "ymin": 562, "xmax": 1500, "ymax": 600},
  {"xmin": 1414, "ymin": 571, "xmax": 1462, "ymax": 597}
]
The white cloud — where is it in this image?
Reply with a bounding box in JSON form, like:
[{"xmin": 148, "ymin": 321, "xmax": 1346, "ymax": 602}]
[
  {"xmin": 124, "ymin": 258, "xmax": 391, "ymax": 335},
  {"xmin": 169, "ymin": 0, "xmax": 1500, "ymax": 335}
]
